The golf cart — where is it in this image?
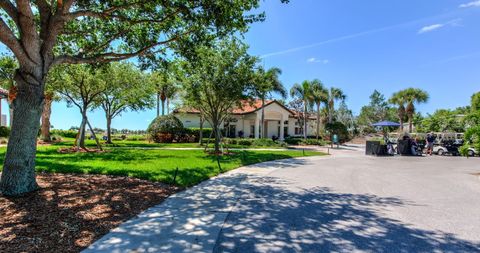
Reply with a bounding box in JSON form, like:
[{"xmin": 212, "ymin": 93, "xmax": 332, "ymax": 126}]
[
  {"xmin": 467, "ymin": 147, "xmax": 477, "ymax": 157},
  {"xmin": 434, "ymin": 139, "xmax": 463, "ymax": 156}
]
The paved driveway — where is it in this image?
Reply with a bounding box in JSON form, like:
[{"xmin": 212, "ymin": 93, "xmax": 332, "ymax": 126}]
[{"xmin": 86, "ymin": 146, "xmax": 480, "ymax": 253}]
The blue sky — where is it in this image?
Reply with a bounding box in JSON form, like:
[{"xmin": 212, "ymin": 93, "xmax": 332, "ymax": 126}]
[{"xmin": 2, "ymin": 0, "xmax": 480, "ymax": 130}]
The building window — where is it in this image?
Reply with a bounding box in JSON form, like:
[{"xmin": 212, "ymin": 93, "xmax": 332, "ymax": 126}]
[
  {"xmin": 295, "ymin": 127, "xmax": 304, "ymax": 135},
  {"xmin": 250, "ymin": 125, "xmax": 255, "ymax": 137}
]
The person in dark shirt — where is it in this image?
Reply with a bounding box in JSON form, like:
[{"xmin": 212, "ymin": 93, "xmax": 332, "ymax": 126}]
[{"xmin": 426, "ymin": 133, "xmax": 435, "ymax": 156}]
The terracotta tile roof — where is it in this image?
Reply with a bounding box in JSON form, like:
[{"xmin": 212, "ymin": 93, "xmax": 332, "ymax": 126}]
[
  {"xmin": 173, "ymin": 99, "xmax": 319, "ymax": 120},
  {"xmin": 174, "ymin": 99, "xmax": 281, "ymax": 115}
]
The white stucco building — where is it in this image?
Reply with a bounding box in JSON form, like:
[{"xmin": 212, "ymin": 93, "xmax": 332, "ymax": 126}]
[{"xmin": 173, "ymin": 100, "xmax": 316, "ymax": 140}]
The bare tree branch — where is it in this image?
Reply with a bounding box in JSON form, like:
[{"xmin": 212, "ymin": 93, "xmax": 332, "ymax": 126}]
[
  {"xmin": 53, "ymin": 30, "xmax": 193, "ymax": 65},
  {"xmin": 0, "ymin": 17, "xmax": 35, "ymax": 67},
  {"xmin": 0, "ymin": 0, "xmax": 19, "ymax": 25}
]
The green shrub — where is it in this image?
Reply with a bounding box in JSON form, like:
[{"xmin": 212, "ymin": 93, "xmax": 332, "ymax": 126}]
[
  {"xmin": 284, "ymin": 137, "xmax": 302, "ymax": 145},
  {"xmin": 253, "ymin": 138, "xmax": 277, "ymax": 147},
  {"xmin": 126, "ymin": 135, "xmax": 147, "ymax": 141},
  {"xmin": 301, "ymin": 139, "xmax": 326, "ymax": 146},
  {"xmin": 185, "ymin": 128, "xmax": 213, "ymax": 142},
  {"xmin": 51, "ymin": 129, "xmax": 77, "ymax": 138},
  {"xmin": 461, "ymin": 126, "xmax": 480, "ymax": 156},
  {"xmin": 224, "ymin": 138, "xmax": 238, "ymax": 145},
  {"xmin": 326, "ymin": 122, "xmax": 350, "ymax": 143},
  {"xmin": 238, "ymin": 139, "xmax": 253, "ymax": 146},
  {"xmin": 0, "ymin": 126, "xmax": 10, "ymax": 138},
  {"xmin": 147, "ymin": 115, "xmax": 184, "ymax": 143}
]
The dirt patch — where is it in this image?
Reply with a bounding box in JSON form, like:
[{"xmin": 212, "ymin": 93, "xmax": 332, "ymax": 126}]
[{"xmin": 0, "ymin": 173, "xmax": 179, "ymax": 252}]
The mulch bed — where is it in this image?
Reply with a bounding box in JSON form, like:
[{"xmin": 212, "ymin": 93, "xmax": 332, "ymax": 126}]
[{"xmin": 0, "ymin": 173, "xmax": 179, "ymax": 253}]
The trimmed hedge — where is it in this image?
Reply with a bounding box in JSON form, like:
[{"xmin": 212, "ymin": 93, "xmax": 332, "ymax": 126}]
[
  {"xmin": 284, "ymin": 137, "xmax": 327, "ymax": 146},
  {"xmin": 184, "ymin": 128, "xmax": 213, "ymax": 142},
  {"xmin": 51, "ymin": 129, "xmax": 77, "ymax": 138}
]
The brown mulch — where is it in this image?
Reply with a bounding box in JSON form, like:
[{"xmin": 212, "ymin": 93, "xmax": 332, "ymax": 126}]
[{"xmin": 0, "ymin": 173, "xmax": 179, "ymax": 253}]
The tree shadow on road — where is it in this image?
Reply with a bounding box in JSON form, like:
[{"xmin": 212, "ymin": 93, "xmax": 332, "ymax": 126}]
[{"xmin": 214, "ymin": 176, "xmax": 480, "ymax": 253}]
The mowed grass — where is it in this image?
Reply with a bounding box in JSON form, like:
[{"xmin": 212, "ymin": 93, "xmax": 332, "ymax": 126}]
[
  {"xmin": 0, "ymin": 146, "xmax": 324, "ymax": 187},
  {"xmin": 52, "ymin": 138, "xmax": 284, "ymax": 149}
]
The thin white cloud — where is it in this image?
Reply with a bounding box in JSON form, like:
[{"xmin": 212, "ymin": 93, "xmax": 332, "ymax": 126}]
[
  {"xmin": 459, "ymin": 0, "xmax": 480, "ymax": 8},
  {"xmin": 260, "ymin": 10, "xmax": 462, "ymax": 58},
  {"xmin": 418, "ymin": 24, "xmax": 444, "ymax": 34},
  {"xmin": 307, "ymin": 58, "xmax": 329, "ymax": 64},
  {"xmin": 417, "ymin": 19, "xmax": 462, "ymax": 34}
]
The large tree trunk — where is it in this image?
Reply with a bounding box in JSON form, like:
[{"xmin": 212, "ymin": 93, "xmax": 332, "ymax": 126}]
[
  {"xmin": 106, "ymin": 116, "xmax": 112, "ymax": 144},
  {"xmin": 41, "ymin": 94, "xmax": 53, "ymax": 142},
  {"xmin": 0, "ymin": 72, "xmax": 44, "ymax": 196}
]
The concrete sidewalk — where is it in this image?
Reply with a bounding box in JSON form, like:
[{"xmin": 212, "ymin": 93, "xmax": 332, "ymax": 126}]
[{"xmin": 83, "ymin": 157, "xmax": 318, "ymax": 253}]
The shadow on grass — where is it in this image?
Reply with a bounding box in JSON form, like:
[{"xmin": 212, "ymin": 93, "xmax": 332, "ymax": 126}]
[{"xmin": 0, "ymin": 148, "xmax": 319, "ymax": 188}]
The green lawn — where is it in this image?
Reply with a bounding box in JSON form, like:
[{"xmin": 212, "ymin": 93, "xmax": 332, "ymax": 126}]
[
  {"xmin": 53, "ymin": 138, "xmax": 285, "ymax": 149},
  {"xmin": 0, "ymin": 146, "xmax": 324, "ymax": 187}
]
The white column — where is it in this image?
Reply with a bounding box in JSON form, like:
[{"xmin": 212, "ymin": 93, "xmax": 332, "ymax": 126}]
[
  {"xmin": 254, "ymin": 115, "xmax": 260, "ymax": 139},
  {"xmin": 280, "ymin": 116, "xmax": 285, "ymax": 141}
]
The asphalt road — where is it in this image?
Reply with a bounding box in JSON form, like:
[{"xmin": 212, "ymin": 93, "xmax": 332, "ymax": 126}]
[
  {"xmin": 86, "ymin": 146, "xmax": 480, "ymax": 253},
  {"xmin": 213, "ymin": 148, "xmax": 480, "ymax": 252}
]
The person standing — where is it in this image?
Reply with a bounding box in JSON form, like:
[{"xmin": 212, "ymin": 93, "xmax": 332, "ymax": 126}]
[{"xmin": 426, "ymin": 133, "xmax": 435, "ymax": 156}]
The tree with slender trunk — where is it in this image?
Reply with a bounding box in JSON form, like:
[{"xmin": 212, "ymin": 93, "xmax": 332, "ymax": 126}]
[
  {"xmin": 290, "ymin": 80, "xmax": 315, "ymax": 140},
  {"xmin": 254, "ymin": 67, "xmax": 286, "ymax": 138},
  {"xmin": 94, "ymin": 63, "xmax": 155, "ymax": 144},
  {"xmin": 182, "ymin": 38, "xmax": 257, "ymax": 153},
  {"xmin": 326, "ymin": 87, "xmax": 347, "ymax": 124},
  {"xmin": 401, "ymin": 88, "xmax": 429, "ymax": 133},
  {"xmin": 389, "ymin": 92, "xmax": 407, "ymax": 132},
  {"xmin": 50, "ymin": 64, "xmax": 105, "ymax": 149},
  {"xmin": 310, "ymin": 80, "xmax": 328, "ymax": 139},
  {"xmin": 151, "ymin": 70, "xmax": 177, "ymax": 116},
  {"xmin": 0, "ymin": 1, "xmax": 277, "ymax": 196}
]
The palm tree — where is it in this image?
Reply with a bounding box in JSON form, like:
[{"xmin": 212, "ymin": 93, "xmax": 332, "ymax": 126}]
[
  {"xmin": 254, "ymin": 67, "xmax": 287, "ymax": 138},
  {"xmin": 389, "ymin": 92, "xmax": 407, "ymax": 132},
  {"xmin": 326, "ymin": 87, "xmax": 346, "ymax": 124},
  {"xmin": 402, "ymin": 88, "xmax": 429, "ymax": 133},
  {"xmin": 151, "ymin": 71, "xmax": 177, "ymax": 116},
  {"xmin": 310, "ymin": 80, "xmax": 328, "ymax": 139},
  {"xmin": 290, "ymin": 80, "xmax": 314, "ymax": 140}
]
